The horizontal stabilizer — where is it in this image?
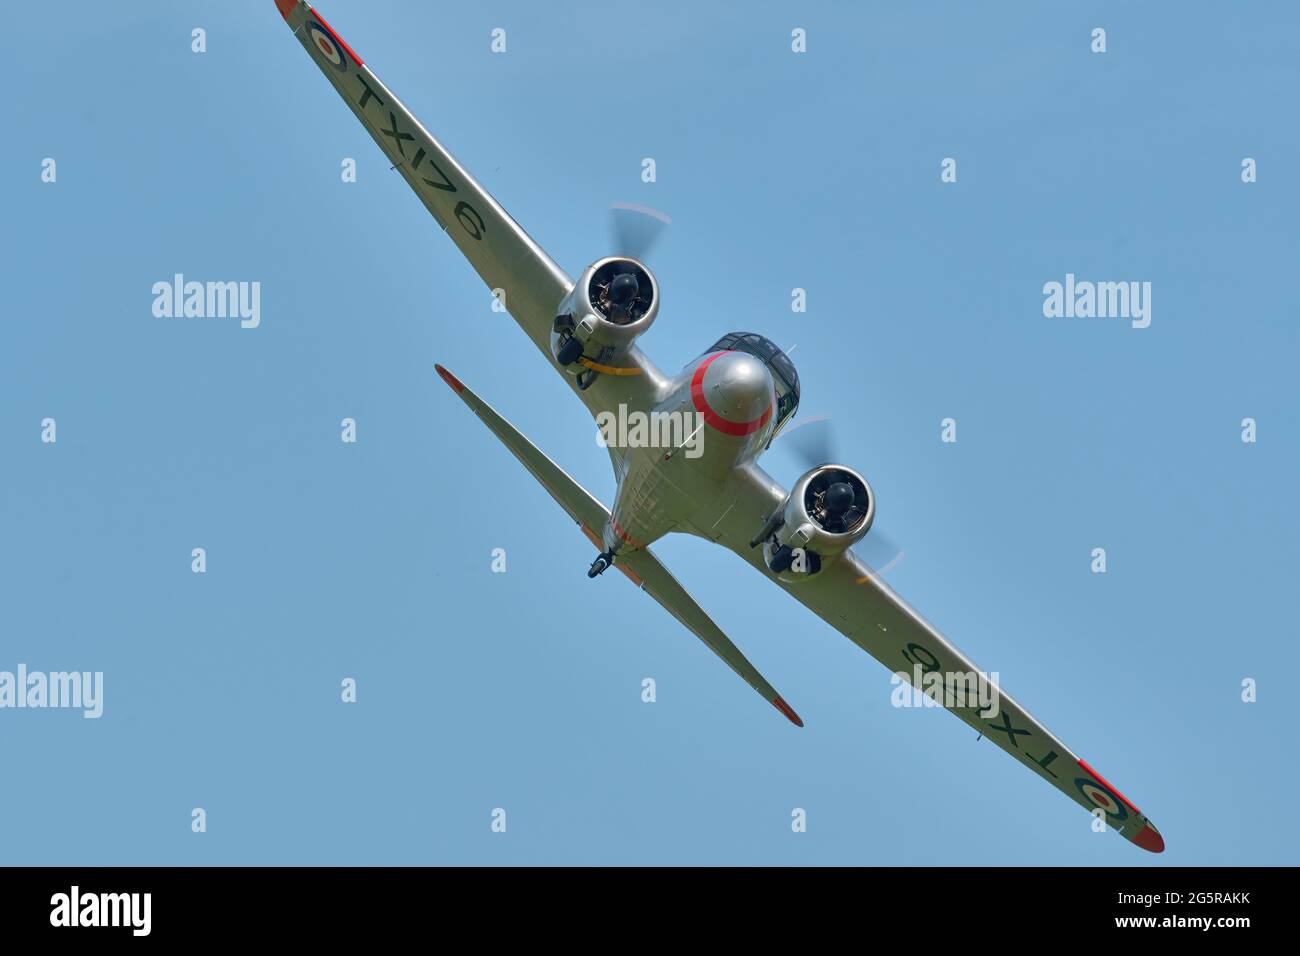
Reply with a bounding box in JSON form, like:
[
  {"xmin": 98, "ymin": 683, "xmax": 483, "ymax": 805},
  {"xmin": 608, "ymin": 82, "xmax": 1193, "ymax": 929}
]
[{"xmin": 435, "ymin": 364, "xmax": 802, "ymax": 727}]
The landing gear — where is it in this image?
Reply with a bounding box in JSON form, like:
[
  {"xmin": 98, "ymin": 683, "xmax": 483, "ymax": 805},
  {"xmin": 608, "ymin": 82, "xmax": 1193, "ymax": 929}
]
[
  {"xmin": 766, "ymin": 543, "xmax": 822, "ymax": 576},
  {"xmin": 588, "ymin": 549, "xmax": 617, "ymax": 579},
  {"xmin": 768, "ymin": 544, "xmax": 795, "ymax": 574},
  {"xmin": 556, "ymin": 336, "xmax": 585, "ymax": 366}
]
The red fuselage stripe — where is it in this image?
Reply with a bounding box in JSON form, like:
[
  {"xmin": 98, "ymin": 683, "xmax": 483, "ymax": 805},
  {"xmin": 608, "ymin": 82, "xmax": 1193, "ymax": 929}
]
[
  {"xmin": 610, "ymin": 515, "xmax": 645, "ymax": 549},
  {"xmin": 690, "ymin": 351, "xmax": 772, "ymax": 437}
]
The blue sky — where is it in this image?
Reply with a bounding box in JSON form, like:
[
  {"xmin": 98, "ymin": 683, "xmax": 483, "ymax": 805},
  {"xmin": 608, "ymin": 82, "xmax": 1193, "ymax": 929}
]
[{"xmin": 2, "ymin": 0, "xmax": 1297, "ymax": 865}]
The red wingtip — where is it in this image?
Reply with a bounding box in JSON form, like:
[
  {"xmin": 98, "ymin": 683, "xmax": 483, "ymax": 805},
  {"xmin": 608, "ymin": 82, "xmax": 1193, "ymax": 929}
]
[
  {"xmin": 274, "ymin": 0, "xmax": 296, "ymax": 21},
  {"xmin": 772, "ymin": 697, "xmax": 804, "ymax": 728},
  {"xmin": 306, "ymin": 5, "xmax": 364, "ymax": 65},
  {"xmin": 1132, "ymin": 824, "xmax": 1166, "ymax": 854},
  {"xmin": 1078, "ymin": 758, "xmax": 1143, "ymax": 815},
  {"xmin": 434, "ymin": 364, "xmax": 464, "ymax": 394}
]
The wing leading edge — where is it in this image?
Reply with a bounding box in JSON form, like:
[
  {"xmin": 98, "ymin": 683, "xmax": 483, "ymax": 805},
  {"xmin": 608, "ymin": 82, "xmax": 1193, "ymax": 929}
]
[{"xmin": 690, "ymin": 464, "xmax": 1164, "ymax": 852}]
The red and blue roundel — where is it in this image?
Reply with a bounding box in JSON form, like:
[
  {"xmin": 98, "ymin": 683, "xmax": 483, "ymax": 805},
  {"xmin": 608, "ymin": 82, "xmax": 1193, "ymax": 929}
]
[
  {"xmin": 1074, "ymin": 777, "xmax": 1129, "ymax": 822},
  {"xmin": 308, "ymin": 21, "xmax": 347, "ymax": 72}
]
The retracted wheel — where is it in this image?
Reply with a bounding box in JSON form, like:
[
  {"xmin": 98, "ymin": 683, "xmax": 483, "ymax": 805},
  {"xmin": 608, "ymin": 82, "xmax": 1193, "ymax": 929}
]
[
  {"xmin": 557, "ymin": 337, "xmax": 584, "ymax": 366},
  {"xmin": 768, "ymin": 544, "xmax": 795, "ymax": 574}
]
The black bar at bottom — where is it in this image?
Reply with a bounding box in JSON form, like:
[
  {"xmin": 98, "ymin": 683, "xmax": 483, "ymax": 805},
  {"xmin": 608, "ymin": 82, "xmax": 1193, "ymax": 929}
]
[{"xmin": 0, "ymin": 866, "xmax": 1280, "ymax": 941}]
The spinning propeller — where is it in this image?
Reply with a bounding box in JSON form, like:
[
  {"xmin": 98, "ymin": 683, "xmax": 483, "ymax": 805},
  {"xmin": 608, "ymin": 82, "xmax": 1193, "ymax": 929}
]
[
  {"xmin": 772, "ymin": 416, "xmax": 905, "ymax": 574},
  {"xmin": 609, "ymin": 202, "xmax": 671, "ymax": 261}
]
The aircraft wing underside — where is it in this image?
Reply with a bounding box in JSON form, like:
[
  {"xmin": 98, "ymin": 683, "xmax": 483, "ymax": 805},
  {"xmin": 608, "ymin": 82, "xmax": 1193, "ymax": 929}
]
[
  {"xmin": 682, "ymin": 464, "xmax": 1165, "ymax": 852},
  {"xmin": 277, "ymin": 1, "xmax": 570, "ymax": 353}
]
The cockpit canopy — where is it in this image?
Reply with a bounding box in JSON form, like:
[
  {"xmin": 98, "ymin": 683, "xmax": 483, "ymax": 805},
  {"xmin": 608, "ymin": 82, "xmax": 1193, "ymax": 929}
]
[{"xmin": 705, "ymin": 332, "xmax": 800, "ymax": 433}]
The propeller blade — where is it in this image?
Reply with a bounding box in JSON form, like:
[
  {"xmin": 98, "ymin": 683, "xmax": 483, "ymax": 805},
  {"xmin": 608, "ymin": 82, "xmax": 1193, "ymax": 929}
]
[
  {"xmin": 774, "ymin": 415, "xmax": 836, "ymax": 469},
  {"xmin": 609, "ymin": 202, "xmax": 671, "ymax": 260},
  {"xmin": 857, "ymin": 530, "xmax": 904, "ymax": 575}
]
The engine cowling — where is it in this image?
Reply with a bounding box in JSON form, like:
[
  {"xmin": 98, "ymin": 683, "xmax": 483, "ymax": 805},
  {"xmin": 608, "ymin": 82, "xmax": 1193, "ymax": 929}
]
[
  {"xmin": 551, "ymin": 257, "xmax": 658, "ymax": 375},
  {"xmin": 760, "ymin": 465, "xmax": 875, "ymax": 578}
]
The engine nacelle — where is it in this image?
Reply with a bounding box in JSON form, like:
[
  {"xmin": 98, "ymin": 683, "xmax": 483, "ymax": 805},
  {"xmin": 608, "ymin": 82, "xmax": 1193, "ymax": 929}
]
[
  {"xmin": 551, "ymin": 257, "xmax": 658, "ymax": 382},
  {"xmin": 757, "ymin": 465, "xmax": 875, "ymax": 579}
]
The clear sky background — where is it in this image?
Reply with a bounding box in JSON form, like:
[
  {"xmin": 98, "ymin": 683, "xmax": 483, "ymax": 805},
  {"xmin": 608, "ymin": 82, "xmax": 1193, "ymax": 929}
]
[{"xmin": 3, "ymin": 0, "xmax": 1297, "ymax": 865}]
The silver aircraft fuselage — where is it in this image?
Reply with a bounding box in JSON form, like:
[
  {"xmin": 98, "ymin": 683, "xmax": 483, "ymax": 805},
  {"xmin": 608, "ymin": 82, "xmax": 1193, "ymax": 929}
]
[{"xmin": 598, "ymin": 349, "xmax": 779, "ymax": 558}]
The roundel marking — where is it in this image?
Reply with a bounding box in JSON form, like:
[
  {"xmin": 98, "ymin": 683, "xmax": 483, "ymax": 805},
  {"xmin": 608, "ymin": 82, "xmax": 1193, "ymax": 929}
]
[
  {"xmin": 1074, "ymin": 777, "xmax": 1128, "ymax": 822},
  {"xmin": 308, "ymin": 22, "xmax": 346, "ymax": 71}
]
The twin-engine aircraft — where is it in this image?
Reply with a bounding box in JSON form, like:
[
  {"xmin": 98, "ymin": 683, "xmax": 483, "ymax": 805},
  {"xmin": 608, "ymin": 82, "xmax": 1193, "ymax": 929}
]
[{"xmin": 274, "ymin": 0, "xmax": 1164, "ymax": 852}]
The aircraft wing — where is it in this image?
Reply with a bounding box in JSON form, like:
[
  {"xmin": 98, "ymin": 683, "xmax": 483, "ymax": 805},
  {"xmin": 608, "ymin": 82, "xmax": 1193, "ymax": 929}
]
[
  {"xmin": 434, "ymin": 365, "xmax": 804, "ymax": 728},
  {"xmin": 273, "ymin": 1, "xmax": 570, "ymax": 357},
  {"xmin": 685, "ymin": 463, "xmax": 1165, "ymax": 852}
]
